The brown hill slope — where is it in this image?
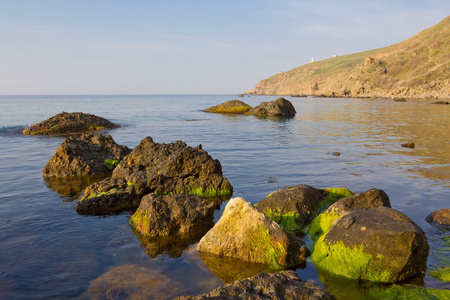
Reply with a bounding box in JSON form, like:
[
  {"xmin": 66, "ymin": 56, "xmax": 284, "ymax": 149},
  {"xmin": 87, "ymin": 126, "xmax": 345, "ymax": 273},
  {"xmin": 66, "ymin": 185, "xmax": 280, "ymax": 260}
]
[{"xmin": 245, "ymin": 16, "xmax": 450, "ymax": 99}]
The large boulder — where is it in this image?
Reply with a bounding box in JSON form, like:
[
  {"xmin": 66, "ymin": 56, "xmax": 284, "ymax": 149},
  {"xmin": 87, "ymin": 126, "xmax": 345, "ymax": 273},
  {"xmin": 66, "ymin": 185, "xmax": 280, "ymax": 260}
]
[
  {"xmin": 23, "ymin": 111, "xmax": 119, "ymax": 135},
  {"xmin": 245, "ymin": 97, "xmax": 296, "ymax": 117},
  {"xmin": 75, "ymin": 137, "xmax": 232, "ymax": 214},
  {"xmin": 43, "ymin": 133, "xmax": 131, "ymax": 177},
  {"xmin": 308, "ymin": 188, "xmax": 391, "ymax": 239},
  {"xmin": 205, "ymin": 100, "xmax": 252, "ymax": 114},
  {"xmin": 256, "ymin": 185, "xmax": 353, "ymax": 231},
  {"xmin": 426, "ymin": 208, "xmax": 450, "ymax": 230},
  {"xmin": 176, "ymin": 271, "xmax": 335, "ymax": 300},
  {"xmin": 196, "ymin": 197, "xmax": 307, "ymax": 268},
  {"xmin": 311, "ymin": 207, "xmax": 429, "ymax": 283},
  {"xmin": 129, "ymin": 194, "xmax": 217, "ymax": 237}
]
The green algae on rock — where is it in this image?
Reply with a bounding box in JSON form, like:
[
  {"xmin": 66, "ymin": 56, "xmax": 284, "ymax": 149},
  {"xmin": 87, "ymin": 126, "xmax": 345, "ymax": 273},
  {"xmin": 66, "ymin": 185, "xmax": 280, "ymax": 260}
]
[
  {"xmin": 204, "ymin": 100, "xmax": 252, "ymax": 114},
  {"xmin": 196, "ymin": 197, "xmax": 307, "ymax": 269},
  {"xmin": 23, "ymin": 111, "xmax": 119, "ymax": 135}
]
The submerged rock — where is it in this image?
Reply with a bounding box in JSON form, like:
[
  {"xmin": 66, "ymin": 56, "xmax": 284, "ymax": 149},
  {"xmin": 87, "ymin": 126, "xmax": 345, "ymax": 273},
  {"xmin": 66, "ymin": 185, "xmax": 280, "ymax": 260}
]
[
  {"xmin": 430, "ymin": 101, "xmax": 449, "ymax": 105},
  {"xmin": 256, "ymin": 185, "xmax": 352, "ymax": 231},
  {"xmin": 176, "ymin": 271, "xmax": 335, "ymax": 300},
  {"xmin": 245, "ymin": 97, "xmax": 296, "ymax": 117},
  {"xmin": 43, "ymin": 133, "xmax": 131, "ymax": 177},
  {"xmin": 196, "ymin": 197, "xmax": 307, "ymax": 268},
  {"xmin": 75, "ymin": 137, "xmax": 232, "ymax": 214},
  {"xmin": 401, "ymin": 142, "xmax": 415, "ymax": 149},
  {"xmin": 23, "ymin": 111, "xmax": 119, "ymax": 135},
  {"xmin": 311, "ymin": 207, "xmax": 429, "ymax": 283},
  {"xmin": 129, "ymin": 194, "xmax": 217, "ymax": 238},
  {"xmin": 205, "ymin": 100, "xmax": 252, "ymax": 114},
  {"xmin": 426, "ymin": 208, "xmax": 450, "ymax": 230}
]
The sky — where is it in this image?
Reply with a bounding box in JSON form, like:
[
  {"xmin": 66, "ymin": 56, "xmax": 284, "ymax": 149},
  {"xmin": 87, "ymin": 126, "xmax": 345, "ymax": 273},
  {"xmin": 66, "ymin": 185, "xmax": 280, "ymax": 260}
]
[{"xmin": 0, "ymin": 1, "xmax": 448, "ymax": 95}]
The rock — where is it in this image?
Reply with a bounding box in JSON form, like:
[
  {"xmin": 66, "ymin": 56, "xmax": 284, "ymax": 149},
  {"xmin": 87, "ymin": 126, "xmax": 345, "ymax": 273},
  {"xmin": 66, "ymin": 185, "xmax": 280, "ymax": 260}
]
[
  {"xmin": 129, "ymin": 194, "xmax": 217, "ymax": 237},
  {"xmin": 393, "ymin": 98, "xmax": 407, "ymax": 102},
  {"xmin": 331, "ymin": 152, "xmax": 340, "ymax": 156},
  {"xmin": 75, "ymin": 137, "xmax": 232, "ymax": 214},
  {"xmin": 88, "ymin": 264, "xmax": 186, "ymax": 300},
  {"xmin": 401, "ymin": 142, "xmax": 415, "ymax": 148},
  {"xmin": 245, "ymin": 98, "xmax": 296, "ymax": 117},
  {"xmin": 426, "ymin": 208, "xmax": 450, "ymax": 230},
  {"xmin": 176, "ymin": 271, "xmax": 335, "ymax": 300},
  {"xmin": 196, "ymin": 197, "xmax": 307, "ymax": 268},
  {"xmin": 256, "ymin": 185, "xmax": 352, "ymax": 231},
  {"xmin": 430, "ymin": 101, "xmax": 449, "ymax": 105},
  {"xmin": 205, "ymin": 100, "xmax": 252, "ymax": 114},
  {"xmin": 23, "ymin": 111, "xmax": 119, "ymax": 135},
  {"xmin": 311, "ymin": 207, "xmax": 429, "ymax": 283},
  {"xmin": 308, "ymin": 188, "xmax": 390, "ymax": 239},
  {"xmin": 43, "ymin": 133, "xmax": 131, "ymax": 177}
]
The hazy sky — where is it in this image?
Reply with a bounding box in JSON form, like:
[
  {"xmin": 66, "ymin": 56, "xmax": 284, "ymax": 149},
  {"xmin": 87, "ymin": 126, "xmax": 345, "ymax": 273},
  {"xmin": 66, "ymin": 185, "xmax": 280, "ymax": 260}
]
[{"xmin": 0, "ymin": 1, "xmax": 448, "ymax": 95}]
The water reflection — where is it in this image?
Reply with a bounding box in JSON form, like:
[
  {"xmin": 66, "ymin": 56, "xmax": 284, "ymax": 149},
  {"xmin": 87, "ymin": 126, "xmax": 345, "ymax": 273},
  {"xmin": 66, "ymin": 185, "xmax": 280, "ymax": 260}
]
[{"xmin": 43, "ymin": 175, "xmax": 105, "ymax": 201}]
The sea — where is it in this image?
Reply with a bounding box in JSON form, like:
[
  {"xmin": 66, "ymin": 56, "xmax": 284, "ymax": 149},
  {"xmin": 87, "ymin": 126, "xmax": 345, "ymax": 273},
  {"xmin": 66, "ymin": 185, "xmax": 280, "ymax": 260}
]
[{"xmin": 0, "ymin": 95, "xmax": 449, "ymax": 299}]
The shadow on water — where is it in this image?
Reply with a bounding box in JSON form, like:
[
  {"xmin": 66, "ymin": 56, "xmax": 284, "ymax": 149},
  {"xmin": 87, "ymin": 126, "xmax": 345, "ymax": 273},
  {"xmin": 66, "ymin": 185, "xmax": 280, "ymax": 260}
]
[{"xmin": 43, "ymin": 175, "xmax": 106, "ymax": 201}]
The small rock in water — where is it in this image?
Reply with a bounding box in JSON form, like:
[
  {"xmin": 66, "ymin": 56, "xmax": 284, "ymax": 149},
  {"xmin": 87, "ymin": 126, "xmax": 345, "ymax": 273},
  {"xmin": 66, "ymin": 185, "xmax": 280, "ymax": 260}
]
[
  {"xmin": 332, "ymin": 152, "xmax": 341, "ymax": 156},
  {"xmin": 401, "ymin": 142, "xmax": 415, "ymax": 149}
]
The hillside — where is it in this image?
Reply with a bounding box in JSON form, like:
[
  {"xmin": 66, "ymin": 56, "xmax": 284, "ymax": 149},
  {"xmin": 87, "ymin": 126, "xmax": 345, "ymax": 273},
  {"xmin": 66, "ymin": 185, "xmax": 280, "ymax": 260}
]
[{"xmin": 245, "ymin": 16, "xmax": 450, "ymax": 99}]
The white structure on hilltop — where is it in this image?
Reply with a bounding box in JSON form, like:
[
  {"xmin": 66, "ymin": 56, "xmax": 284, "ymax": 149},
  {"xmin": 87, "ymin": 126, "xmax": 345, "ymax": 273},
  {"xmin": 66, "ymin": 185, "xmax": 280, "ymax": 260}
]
[{"xmin": 310, "ymin": 57, "xmax": 314, "ymax": 63}]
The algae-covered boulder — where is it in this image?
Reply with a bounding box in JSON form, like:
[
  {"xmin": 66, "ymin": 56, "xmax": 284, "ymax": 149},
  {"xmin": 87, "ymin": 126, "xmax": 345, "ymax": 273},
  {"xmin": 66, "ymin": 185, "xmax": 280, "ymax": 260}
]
[
  {"xmin": 311, "ymin": 207, "xmax": 429, "ymax": 283},
  {"xmin": 308, "ymin": 188, "xmax": 391, "ymax": 239},
  {"xmin": 196, "ymin": 197, "xmax": 307, "ymax": 268},
  {"xmin": 245, "ymin": 97, "xmax": 296, "ymax": 117},
  {"xmin": 23, "ymin": 111, "xmax": 119, "ymax": 135},
  {"xmin": 43, "ymin": 133, "xmax": 131, "ymax": 177},
  {"xmin": 129, "ymin": 194, "xmax": 217, "ymax": 238},
  {"xmin": 176, "ymin": 271, "xmax": 335, "ymax": 300},
  {"xmin": 205, "ymin": 100, "xmax": 252, "ymax": 114},
  {"xmin": 256, "ymin": 185, "xmax": 352, "ymax": 231},
  {"xmin": 75, "ymin": 137, "xmax": 232, "ymax": 214},
  {"xmin": 426, "ymin": 208, "xmax": 450, "ymax": 230}
]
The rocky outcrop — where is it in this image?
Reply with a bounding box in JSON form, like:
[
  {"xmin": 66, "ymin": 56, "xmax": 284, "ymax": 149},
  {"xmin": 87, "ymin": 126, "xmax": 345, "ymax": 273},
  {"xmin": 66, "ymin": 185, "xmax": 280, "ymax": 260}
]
[
  {"xmin": 426, "ymin": 208, "xmax": 450, "ymax": 230},
  {"xmin": 129, "ymin": 194, "xmax": 217, "ymax": 237},
  {"xmin": 75, "ymin": 137, "xmax": 232, "ymax": 214},
  {"xmin": 256, "ymin": 185, "xmax": 353, "ymax": 231},
  {"xmin": 196, "ymin": 197, "xmax": 307, "ymax": 268},
  {"xmin": 205, "ymin": 100, "xmax": 252, "ymax": 114},
  {"xmin": 309, "ymin": 189, "xmax": 428, "ymax": 283},
  {"xmin": 176, "ymin": 271, "xmax": 335, "ymax": 300},
  {"xmin": 43, "ymin": 133, "xmax": 131, "ymax": 177},
  {"xmin": 23, "ymin": 111, "xmax": 119, "ymax": 135},
  {"xmin": 245, "ymin": 98, "xmax": 296, "ymax": 117}
]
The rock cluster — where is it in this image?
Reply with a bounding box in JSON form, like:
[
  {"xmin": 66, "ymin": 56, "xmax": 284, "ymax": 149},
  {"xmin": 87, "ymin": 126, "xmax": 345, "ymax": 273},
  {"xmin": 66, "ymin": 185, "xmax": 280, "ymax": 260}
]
[
  {"xmin": 43, "ymin": 133, "xmax": 131, "ymax": 177},
  {"xmin": 23, "ymin": 111, "xmax": 119, "ymax": 135},
  {"xmin": 75, "ymin": 137, "xmax": 232, "ymax": 214},
  {"xmin": 245, "ymin": 97, "xmax": 296, "ymax": 117},
  {"xmin": 176, "ymin": 271, "xmax": 335, "ymax": 300}
]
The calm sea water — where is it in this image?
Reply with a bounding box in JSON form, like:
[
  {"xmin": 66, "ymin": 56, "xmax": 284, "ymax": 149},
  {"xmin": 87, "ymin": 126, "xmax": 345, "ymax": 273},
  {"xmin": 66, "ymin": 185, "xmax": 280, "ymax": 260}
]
[{"xmin": 0, "ymin": 95, "xmax": 449, "ymax": 299}]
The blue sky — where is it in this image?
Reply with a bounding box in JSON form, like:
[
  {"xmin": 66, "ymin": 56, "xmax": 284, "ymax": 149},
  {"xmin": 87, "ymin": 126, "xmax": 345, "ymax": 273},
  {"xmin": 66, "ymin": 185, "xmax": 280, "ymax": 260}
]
[{"xmin": 0, "ymin": 0, "xmax": 448, "ymax": 95}]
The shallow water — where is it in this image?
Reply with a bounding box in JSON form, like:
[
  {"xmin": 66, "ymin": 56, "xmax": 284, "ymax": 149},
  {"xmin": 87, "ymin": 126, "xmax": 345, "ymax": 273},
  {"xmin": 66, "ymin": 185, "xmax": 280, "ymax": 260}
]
[{"xmin": 0, "ymin": 95, "xmax": 449, "ymax": 299}]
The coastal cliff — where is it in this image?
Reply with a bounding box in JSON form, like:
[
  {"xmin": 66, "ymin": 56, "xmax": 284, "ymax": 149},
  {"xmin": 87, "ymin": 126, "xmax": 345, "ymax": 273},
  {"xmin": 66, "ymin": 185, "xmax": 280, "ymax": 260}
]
[{"xmin": 245, "ymin": 16, "xmax": 450, "ymax": 99}]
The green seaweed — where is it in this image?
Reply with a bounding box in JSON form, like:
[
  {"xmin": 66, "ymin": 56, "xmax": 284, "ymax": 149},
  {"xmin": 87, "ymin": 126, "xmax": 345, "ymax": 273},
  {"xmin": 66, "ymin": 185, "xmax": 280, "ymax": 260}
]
[
  {"xmin": 308, "ymin": 211, "xmax": 342, "ymax": 241},
  {"xmin": 103, "ymin": 158, "xmax": 119, "ymax": 171},
  {"xmin": 81, "ymin": 188, "xmax": 118, "ymax": 200},
  {"xmin": 318, "ymin": 187, "xmax": 353, "ymax": 212},
  {"xmin": 245, "ymin": 225, "xmax": 287, "ymax": 269},
  {"xmin": 154, "ymin": 187, "xmax": 231, "ymax": 198},
  {"xmin": 429, "ymin": 267, "xmax": 450, "ymax": 282},
  {"xmin": 129, "ymin": 210, "xmax": 151, "ymax": 236},
  {"xmin": 366, "ymin": 284, "xmax": 450, "ymax": 300},
  {"xmin": 263, "ymin": 208, "xmax": 302, "ymax": 232}
]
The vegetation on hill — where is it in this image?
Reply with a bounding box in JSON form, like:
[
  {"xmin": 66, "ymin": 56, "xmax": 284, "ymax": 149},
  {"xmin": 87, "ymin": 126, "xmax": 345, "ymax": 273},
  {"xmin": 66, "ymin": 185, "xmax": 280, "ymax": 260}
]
[{"xmin": 245, "ymin": 16, "xmax": 450, "ymax": 99}]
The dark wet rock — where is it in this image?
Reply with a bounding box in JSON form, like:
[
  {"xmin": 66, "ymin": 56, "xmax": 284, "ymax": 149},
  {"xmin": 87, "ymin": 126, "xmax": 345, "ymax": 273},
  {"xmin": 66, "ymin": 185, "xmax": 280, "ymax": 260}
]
[
  {"xmin": 401, "ymin": 142, "xmax": 415, "ymax": 148},
  {"xmin": 257, "ymin": 186, "xmax": 352, "ymax": 232},
  {"xmin": 129, "ymin": 194, "xmax": 217, "ymax": 238},
  {"xmin": 75, "ymin": 137, "xmax": 232, "ymax": 214},
  {"xmin": 205, "ymin": 100, "xmax": 252, "ymax": 114},
  {"xmin": 332, "ymin": 152, "xmax": 340, "ymax": 156},
  {"xmin": 430, "ymin": 101, "xmax": 449, "ymax": 105},
  {"xmin": 311, "ymin": 207, "xmax": 429, "ymax": 283},
  {"xmin": 88, "ymin": 264, "xmax": 186, "ymax": 300},
  {"xmin": 196, "ymin": 197, "xmax": 307, "ymax": 268},
  {"xmin": 426, "ymin": 208, "xmax": 450, "ymax": 230},
  {"xmin": 245, "ymin": 97, "xmax": 296, "ymax": 117},
  {"xmin": 43, "ymin": 133, "xmax": 131, "ymax": 177},
  {"xmin": 176, "ymin": 271, "xmax": 335, "ymax": 300},
  {"xmin": 23, "ymin": 111, "xmax": 119, "ymax": 135},
  {"xmin": 393, "ymin": 98, "xmax": 407, "ymax": 102}
]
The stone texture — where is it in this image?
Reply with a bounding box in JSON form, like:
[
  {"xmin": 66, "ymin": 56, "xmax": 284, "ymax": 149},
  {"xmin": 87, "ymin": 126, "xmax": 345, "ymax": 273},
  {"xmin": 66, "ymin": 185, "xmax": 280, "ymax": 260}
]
[
  {"xmin": 176, "ymin": 271, "xmax": 335, "ymax": 300},
  {"xmin": 196, "ymin": 197, "xmax": 307, "ymax": 268},
  {"xmin": 23, "ymin": 111, "xmax": 119, "ymax": 135},
  {"xmin": 75, "ymin": 137, "xmax": 232, "ymax": 214},
  {"xmin": 426, "ymin": 208, "xmax": 450, "ymax": 230},
  {"xmin": 245, "ymin": 98, "xmax": 296, "ymax": 117},
  {"xmin": 205, "ymin": 100, "xmax": 252, "ymax": 114},
  {"xmin": 43, "ymin": 133, "xmax": 131, "ymax": 177}
]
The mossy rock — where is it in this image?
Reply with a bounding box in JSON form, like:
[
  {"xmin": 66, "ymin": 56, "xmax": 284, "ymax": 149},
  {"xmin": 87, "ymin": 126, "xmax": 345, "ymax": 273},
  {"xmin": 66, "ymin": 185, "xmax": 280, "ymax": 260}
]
[
  {"xmin": 245, "ymin": 97, "xmax": 296, "ymax": 117},
  {"xmin": 204, "ymin": 100, "xmax": 252, "ymax": 114}
]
